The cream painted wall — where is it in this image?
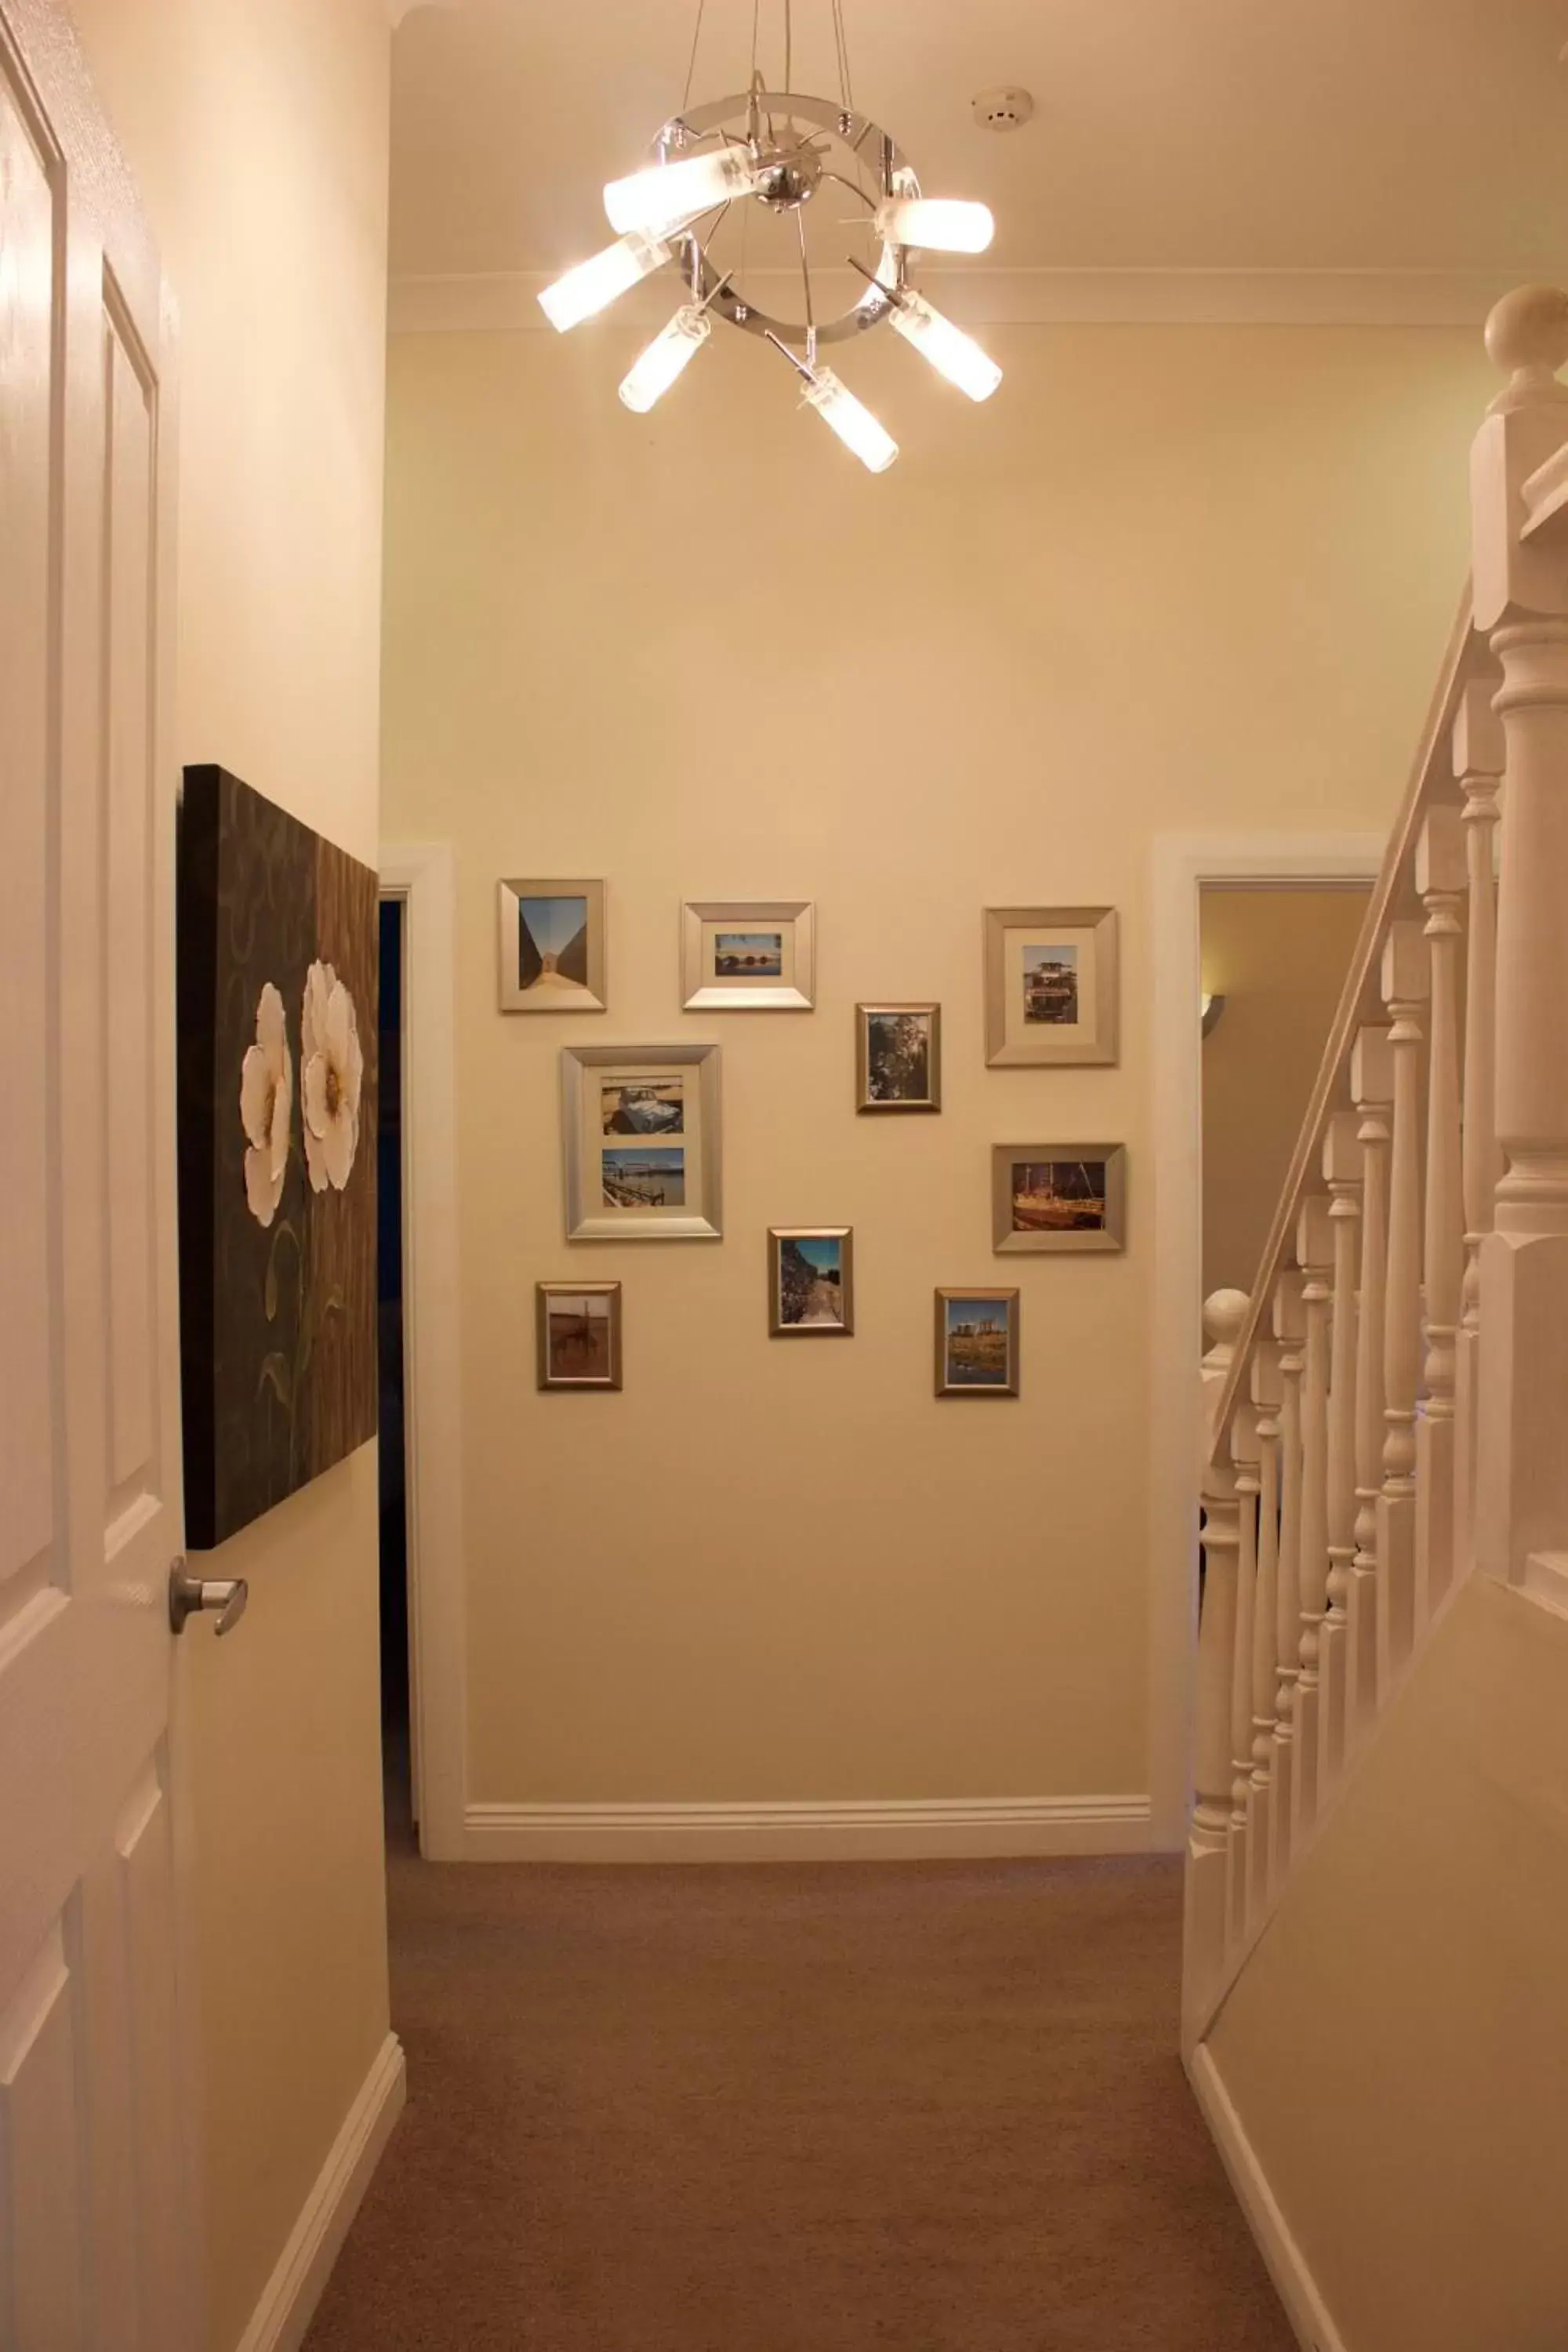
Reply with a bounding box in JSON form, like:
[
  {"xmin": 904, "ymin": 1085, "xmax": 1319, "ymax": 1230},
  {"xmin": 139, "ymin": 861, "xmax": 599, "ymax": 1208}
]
[
  {"xmin": 1207, "ymin": 1573, "xmax": 1568, "ymax": 2349},
  {"xmin": 1201, "ymin": 885, "xmax": 1370, "ymax": 1296},
  {"xmin": 63, "ymin": 3, "xmax": 391, "ymax": 2345},
  {"xmin": 382, "ymin": 318, "xmax": 1491, "ymax": 1818}
]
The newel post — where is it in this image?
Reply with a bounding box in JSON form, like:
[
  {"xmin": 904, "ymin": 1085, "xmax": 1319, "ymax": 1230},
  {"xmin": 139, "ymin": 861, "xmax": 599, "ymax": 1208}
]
[
  {"xmin": 1185, "ymin": 1289, "xmax": 1249, "ymax": 2042},
  {"xmin": 1472, "ymin": 285, "xmax": 1568, "ymax": 1587}
]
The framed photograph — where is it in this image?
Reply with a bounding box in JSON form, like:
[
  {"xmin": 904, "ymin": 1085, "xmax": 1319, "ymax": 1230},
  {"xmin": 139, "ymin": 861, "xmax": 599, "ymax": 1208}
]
[
  {"xmin": 681, "ymin": 899, "xmax": 815, "ymax": 1011},
  {"xmin": 498, "ymin": 877, "xmax": 607, "ymax": 1013},
  {"xmin": 856, "ymin": 1003, "xmax": 942, "ymax": 1113},
  {"xmin": 768, "ymin": 1227, "xmax": 855, "ymax": 1337},
  {"xmin": 983, "ymin": 905, "xmax": 1118, "ymax": 1067},
  {"xmin": 536, "ymin": 1282, "xmax": 622, "ymax": 1389},
  {"xmin": 177, "ymin": 766, "xmax": 377, "ymax": 1549},
  {"xmin": 993, "ymin": 1143, "xmax": 1127, "ymax": 1254},
  {"xmin": 561, "ymin": 1042, "xmax": 721, "ymax": 1240},
  {"xmin": 935, "ymin": 1288, "xmax": 1021, "ymax": 1397}
]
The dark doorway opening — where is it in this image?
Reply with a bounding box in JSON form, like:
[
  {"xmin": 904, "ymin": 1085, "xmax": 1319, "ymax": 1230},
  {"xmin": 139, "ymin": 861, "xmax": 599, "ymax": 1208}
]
[{"xmin": 377, "ymin": 895, "xmax": 412, "ymax": 1837}]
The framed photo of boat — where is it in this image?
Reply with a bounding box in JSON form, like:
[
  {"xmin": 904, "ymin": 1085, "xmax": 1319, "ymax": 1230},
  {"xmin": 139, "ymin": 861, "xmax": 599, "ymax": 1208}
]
[
  {"xmin": 983, "ymin": 905, "xmax": 1118, "ymax": 1067},
  {"xmin": 536, "ymin": 1282, "xmax": 623, "ymax": 1389},
  {"xmin": 561, "ymin": 1042, "xmax": 722, "ymax": 1241},
  {"xmin": 992, "ymin": 1142, "xmax": 1127, "ymax": 1254}
]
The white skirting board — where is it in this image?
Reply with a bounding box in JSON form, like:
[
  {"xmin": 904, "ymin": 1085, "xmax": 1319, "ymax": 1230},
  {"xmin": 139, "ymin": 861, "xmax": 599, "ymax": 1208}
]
[
  {"xmin": 463, "ymin": 1794, "xmax": 1152, "ymax": 1864},
  {"xmin": 1186, "ymin": 2042, "xmax": 1348, "ymax": 2352},
  {"xmin": 235, "ymin": 2031, "xmax": 406, "ymax": 2352}
]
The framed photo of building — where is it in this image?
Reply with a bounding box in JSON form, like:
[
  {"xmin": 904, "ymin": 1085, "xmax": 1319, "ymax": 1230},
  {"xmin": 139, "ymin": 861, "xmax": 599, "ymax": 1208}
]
[
  {"xmin": 536, "ymin": 1282, "xmax": 623, "ymax": 1389},
  {"xmin": 935, "ymin": 1288, "xmax": 1020, "ymax": 1397},
  {"xmin": 681, "ymin": 899, "xmax": 815, "ymax": 1011},
  {"xmin": 856, "ymin": 1003, "xmax": 942, "ymax": 1112},
  {"xmin": 498, "ymin": 878, "xmax": 607, "ymax": 1013},
  {"xmin": 561, "ymin": 1042, "xmax": 721, "ymax": 1240},
  {"xmin": 993, "ymin": 1143, "xmax": 1127, "ymax": 1254},
  {"xmin": 983, "ymin": 906, "xmax": 1118, "ymax": 1067},
  {"xmin": 768, "ymin": 1227, "xmax": 855, "ymax": 1336}
]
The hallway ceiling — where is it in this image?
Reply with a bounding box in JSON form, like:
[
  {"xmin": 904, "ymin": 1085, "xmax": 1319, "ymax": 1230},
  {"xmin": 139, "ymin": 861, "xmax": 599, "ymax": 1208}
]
[{"xmin": 391, "ymin": 0, "xmax": 1568, "ymax": 282}]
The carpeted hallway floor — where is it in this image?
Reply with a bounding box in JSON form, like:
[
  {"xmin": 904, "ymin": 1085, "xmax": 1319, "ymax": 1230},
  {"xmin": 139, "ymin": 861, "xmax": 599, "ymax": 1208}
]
[{"xmin": 305, "ymin": 1838, "xmax": 1293, "ymax": 2351}]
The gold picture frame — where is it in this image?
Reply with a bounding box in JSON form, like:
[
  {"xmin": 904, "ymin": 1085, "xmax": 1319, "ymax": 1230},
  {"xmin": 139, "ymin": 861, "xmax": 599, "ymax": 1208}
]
[
  {"xmin": 983, "ymin": 905, "xmax": 1118, "ymax": 1067},
  {"xmin": 681, "ymin": 899, "xmax": 815, "ymax": 1011},
  {"xmin": 856, "ymin": 1002, "xmax": 942, "ymax": 1112},
  {"xmin": 498, "ymin": 877, "xmax": 607, "ymax": 1014},
  {"xmin": 535, "ymin": 1282, "xmax": 623, "ymax": 1389},
  {"xmin": 992, "ymin": 1143, "xmax": 1127, "ymax": 1254},
  {"xmin": 768, "ymin": 1227, "xmax": 855, "ymax": 1337},
  {"xmin": 935, "ymin": 1287, "xmax": 1020, "ymax": 1397}
]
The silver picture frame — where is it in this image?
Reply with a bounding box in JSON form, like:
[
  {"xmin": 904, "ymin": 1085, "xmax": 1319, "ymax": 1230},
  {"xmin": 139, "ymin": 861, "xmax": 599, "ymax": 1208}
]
[
  {"xmin": 498, "ymin": 877, "xmax": 607, "ymax": 1014},
  {"xmin": 768, "ymin": 1226, "xmax": 855, "ymax": 1337},
  {"xmin": 535, "ymin": 1281, "xmax": 623, "ymax": 1389},
  {"xmin": 983, "ymin": 904, "xmax": 1118, "ymax": 1067},
  {"xmin": 561, "ymin": 1042, "xmax": 722, "ymax": 1241},
  {"xmin": 934, "ymin": 1287, "xmax": 1020, "ymax": 1397},
  {"xmin": 855, "ymin": 1002, "xmax": 942, "ymax": 1112},
  {"xmin": 992, "ymin": 1142, "xmax": 1127, "ymax": 1254},
  {"xmin": 681, "ymin": 899, "xmax": 815, "ymax": 1011}
]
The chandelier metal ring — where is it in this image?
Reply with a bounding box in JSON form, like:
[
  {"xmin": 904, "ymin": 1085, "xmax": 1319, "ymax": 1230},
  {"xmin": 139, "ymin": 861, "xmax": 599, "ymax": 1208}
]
[{"xmin": 659, "ymin": 91, "xmax": 910, "ymax": 349}]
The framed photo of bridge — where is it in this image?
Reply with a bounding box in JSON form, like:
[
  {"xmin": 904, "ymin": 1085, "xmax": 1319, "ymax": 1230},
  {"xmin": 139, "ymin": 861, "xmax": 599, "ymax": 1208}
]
[
  {"xmin": 681, "ymin": 898, "xmax": 815, "ymax": 1011},
  {"xmin": 561, "ymin": 1042, "xmax": 722, "ymax": 1241},
  {"xmin": 993, "ymin": 1142, "xmax": 1127, "ymax": 1254},
  {"xmin": 983, "ymin": 905, "xmax": 1118, "ymax": 1066}
]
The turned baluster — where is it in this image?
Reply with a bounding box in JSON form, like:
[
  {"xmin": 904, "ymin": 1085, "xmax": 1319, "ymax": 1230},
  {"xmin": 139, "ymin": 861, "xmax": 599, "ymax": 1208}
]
[
  {"xmin": 1269, "ymin": 1268, "xmax": 1304, "ymax": 1893},
  {"xmin": 1246, "ymin": 1341, "xmax": 1282, "ymax": 1921},
  {"xmin": 1185, "ymin": 1289, "xmax": 1249, "ymax": 2032},
  {"xmin": 1348, "ymin": 1024, "xmax": 1392, "ymax": 1739},
  {"xmin": 1414, "ymin": 804, "xmax": 1467, "ymax": 1626},
  {"xmin": 1470, "ymin": 286, "xmax": 1568, "ymax": 1592},
  {"xmin": 1318, "ymin": 1112, "xmax": 1361, "ymax": 1796},
  {"xmin": 1291, "ymin": 1198, "xmax": 1334, "ymax": 1849},
  {"xmin": 1377, "ymin": 920, "xmax": 1428, "ymax": 1682},
  {"xmin": 1226, "ymin": 1400, "xmax": 1261, "ymax": 1949},
  {"xmin": 1453, "ymin": 678, "xmax": 1504, "ymax": 1570}
]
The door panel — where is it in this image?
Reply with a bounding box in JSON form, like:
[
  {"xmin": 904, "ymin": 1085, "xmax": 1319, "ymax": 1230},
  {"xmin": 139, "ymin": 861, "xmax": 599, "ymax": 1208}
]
[{"xmin": 0, "ymin": 1, "xmax": 192, "ymax": 2343}]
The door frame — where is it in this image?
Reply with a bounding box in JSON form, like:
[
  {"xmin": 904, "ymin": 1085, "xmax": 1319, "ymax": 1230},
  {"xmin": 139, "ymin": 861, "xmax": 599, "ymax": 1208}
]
[
  {"xmin": 1146, "ymin": 832, "xmax": 1384, "ymax": 1849},
  {"xmin": 379, "ymin": 844, "xmax": 468, "ymax": 1859}
]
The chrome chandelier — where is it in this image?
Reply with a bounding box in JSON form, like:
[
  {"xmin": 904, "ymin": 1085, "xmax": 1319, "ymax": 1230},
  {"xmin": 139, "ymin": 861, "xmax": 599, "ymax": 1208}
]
[{"xmin": 538, "ymin": 0, "xmax": 1003, "ymax": 473}]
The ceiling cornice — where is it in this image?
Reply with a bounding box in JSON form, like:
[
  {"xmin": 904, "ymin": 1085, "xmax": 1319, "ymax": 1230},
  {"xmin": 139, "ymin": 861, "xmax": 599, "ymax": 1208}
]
[{"xmin": 387, "ymin": 266, "xmax": 1524, "ymax": 337}]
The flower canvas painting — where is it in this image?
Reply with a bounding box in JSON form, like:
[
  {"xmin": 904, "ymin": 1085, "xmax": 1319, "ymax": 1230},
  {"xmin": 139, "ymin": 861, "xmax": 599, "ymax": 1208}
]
[{"xmin": 177, "ymin": 765, "xmax": 378, "ymax": 1548}]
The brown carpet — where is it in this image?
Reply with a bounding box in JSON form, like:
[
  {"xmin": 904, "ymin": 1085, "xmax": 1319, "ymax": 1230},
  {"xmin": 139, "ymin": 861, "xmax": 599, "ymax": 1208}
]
[{"xmin": 305, "ymin": 1842, "xmax": 1293, "ymax": 2352}]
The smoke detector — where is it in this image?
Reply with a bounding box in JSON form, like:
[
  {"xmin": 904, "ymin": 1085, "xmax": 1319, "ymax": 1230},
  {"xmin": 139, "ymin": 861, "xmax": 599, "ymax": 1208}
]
[{"xmin": 972, "ymin": 85, "xmax": 1034, "ymax": 131}]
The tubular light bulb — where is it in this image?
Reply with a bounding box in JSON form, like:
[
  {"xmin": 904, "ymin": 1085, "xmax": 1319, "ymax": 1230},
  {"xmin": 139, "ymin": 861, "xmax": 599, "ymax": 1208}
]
[
  {"xmin": 888, "ymin": 292, "xmax": 1002, "ymax": 401},
  {"xmin": 801, "ymin": 368, "xmax": 898, "ymax": 474},
  {"xmin": 604, "ymin": 147, "xmax": 760, "ymax": 237},
  {"xmin": 874, "ymin": 197, "xmax": 995, "ymax": 254},
  {"xmin": 537, "ymin": 233, "xmax": 673, "ymax": 332},
  {"xmin": 619, "ymin": 305, "xmax": 711, "ymax": 412}
]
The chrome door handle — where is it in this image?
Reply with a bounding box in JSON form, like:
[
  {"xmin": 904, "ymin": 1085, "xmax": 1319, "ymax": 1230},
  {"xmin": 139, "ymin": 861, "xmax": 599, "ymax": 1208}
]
[{"xmin": 169, "ymin": 1559, "xmax": 249, "ymax": 1637}]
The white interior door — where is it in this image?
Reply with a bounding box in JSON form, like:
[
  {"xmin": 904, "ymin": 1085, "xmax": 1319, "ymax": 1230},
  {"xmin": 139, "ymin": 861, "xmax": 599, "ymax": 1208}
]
[{"xmin": 0, "ymin": 2, "xmax": 195, "ymax": 2343}]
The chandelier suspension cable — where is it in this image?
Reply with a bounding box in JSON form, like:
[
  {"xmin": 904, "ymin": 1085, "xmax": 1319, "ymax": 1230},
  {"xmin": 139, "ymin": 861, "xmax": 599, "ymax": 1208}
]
[
  {"xmin": 681, "ymin": 0, "xmax": 708, "ymax": 114},
  {"xmin": 830, "ymin": 0, "xmax": 854, "ymax": 113}
]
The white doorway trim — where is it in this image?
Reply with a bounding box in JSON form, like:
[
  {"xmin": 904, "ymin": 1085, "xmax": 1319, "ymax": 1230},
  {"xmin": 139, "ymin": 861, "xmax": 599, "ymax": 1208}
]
[
  {"xmin": 380, "ymin": 843, "xmax": 468, "ymax": 1859},
  {"xmin": 1146, "ymin": 833, "xmax": 1384, "ymax": 1849}
]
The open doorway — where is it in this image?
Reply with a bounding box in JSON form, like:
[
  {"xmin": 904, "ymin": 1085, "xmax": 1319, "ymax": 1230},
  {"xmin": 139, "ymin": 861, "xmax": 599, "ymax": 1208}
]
[
  {"xmin": 378, "ymin": 895, "xmax": 413, "ymax": 1838},
  {"xmin": 1198, "ymin": 883, "xmax": 1370, "ymax": 1298}
]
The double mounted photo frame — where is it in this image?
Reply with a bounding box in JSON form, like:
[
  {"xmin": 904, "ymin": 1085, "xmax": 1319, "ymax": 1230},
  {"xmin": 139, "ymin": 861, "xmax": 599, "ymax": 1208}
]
[{"xmin": 561, "ymin": 1041, "xmax": 723, "ymax": 1241}]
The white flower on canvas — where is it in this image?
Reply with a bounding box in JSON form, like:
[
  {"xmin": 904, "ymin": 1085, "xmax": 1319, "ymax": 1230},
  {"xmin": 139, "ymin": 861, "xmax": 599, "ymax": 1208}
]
[
  {"xmin": 239, "ymin": 982, "xmax": 293, "ymax": 1229},
  {"xmin": 301, "ymin": 960, "xmax": 364, "ymax": 1193}
]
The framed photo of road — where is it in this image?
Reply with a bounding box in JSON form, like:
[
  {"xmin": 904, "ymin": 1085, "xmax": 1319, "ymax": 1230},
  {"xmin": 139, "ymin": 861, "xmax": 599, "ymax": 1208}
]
[
  {"xmin": 561, "ymin": 1042, "xmax": 722, "ymax": 1240},
  {"xmin": 983, "ymin": 905, "xmax": 1118, "ymax": 1067},
  {"xmin": 768, "ymin": 1227, "xmax": 855, "ymax": 1336}
]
